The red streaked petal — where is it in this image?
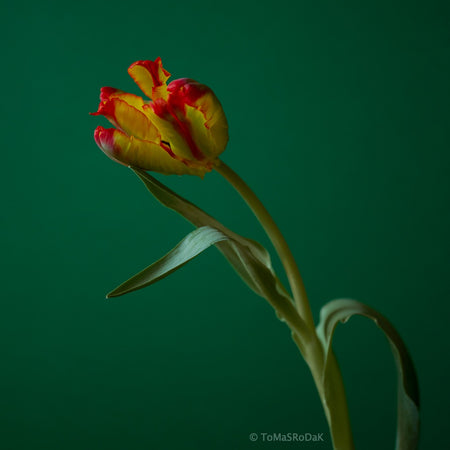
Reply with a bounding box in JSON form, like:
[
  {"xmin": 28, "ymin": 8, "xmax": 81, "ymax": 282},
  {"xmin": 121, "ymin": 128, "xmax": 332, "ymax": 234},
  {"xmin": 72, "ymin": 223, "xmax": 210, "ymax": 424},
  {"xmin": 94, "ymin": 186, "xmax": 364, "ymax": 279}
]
[
  {"xmin": 92, "ymin": 98, "xmax": 160, "ymax": 142},
  {"xmin": 93, "ymin": 126, "xmax": 206, "ymax": 176},
  {"xmin": 91, "ymin": 87, "xmax": 148, "ymax": 117},
  {"xmin": 99, "ymin": 87, "xmax": 120, "ymax": 102},
  {"xmin": 148, "ymin": 100, "xmax": 205, "ymax": 162},
  {"xmin": 128, "ymin": 57, "xmax": 170, "ymax": 100},
  {"xmin": 94, "ymin": 125, "xmax": 114, "ymax": 151},
  {"xmin": 166, "ymin": 78, "xmax": 229, "ymax": 158},
  {"xmin": 98, "ymin": 86, "xmax": 146, "ymax": 111},
  {"xmin": 167, "ymin": 78, "xmax": 207, "ymax": 104}
]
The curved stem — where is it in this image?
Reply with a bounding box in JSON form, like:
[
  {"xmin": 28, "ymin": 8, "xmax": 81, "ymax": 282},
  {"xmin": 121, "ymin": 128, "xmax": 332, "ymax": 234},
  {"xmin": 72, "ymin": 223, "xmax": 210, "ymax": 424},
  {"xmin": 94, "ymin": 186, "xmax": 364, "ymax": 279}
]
[
  {"xmin": 214, "ymin": 160, "xmax": 315, "ymax": 329},
  {"xmin": 214, "ymin": 160, "xmax": 354, "ymax": 450}
]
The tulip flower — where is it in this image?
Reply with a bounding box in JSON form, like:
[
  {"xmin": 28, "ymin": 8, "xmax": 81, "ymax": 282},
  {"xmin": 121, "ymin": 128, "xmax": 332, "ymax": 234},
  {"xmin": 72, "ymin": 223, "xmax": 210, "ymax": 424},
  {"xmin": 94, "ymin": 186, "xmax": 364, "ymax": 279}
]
[{"xmin": 92, "ymin": 58, "xmax": 229, "ymax": 176}]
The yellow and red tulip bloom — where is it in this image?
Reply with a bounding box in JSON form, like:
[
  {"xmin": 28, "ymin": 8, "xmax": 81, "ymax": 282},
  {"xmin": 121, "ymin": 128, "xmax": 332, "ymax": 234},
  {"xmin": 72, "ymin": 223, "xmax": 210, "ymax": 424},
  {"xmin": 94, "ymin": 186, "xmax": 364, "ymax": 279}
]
[{"xmin": 92, "ymin": 58, "xmax": 228, "ymax": 177}]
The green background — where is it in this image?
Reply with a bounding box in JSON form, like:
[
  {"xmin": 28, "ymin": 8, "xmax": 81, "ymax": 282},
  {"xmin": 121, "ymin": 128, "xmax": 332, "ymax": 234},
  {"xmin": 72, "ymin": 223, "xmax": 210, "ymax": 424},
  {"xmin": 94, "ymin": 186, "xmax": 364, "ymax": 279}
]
[{"xmin": 1, "ymin": 0, "xmax": 449, "ymax": 448}]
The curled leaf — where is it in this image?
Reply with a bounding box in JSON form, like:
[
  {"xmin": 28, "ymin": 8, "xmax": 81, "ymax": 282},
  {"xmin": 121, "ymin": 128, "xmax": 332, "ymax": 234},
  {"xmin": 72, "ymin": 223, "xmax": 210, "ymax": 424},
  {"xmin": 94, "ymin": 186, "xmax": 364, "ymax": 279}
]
[{"xmin": 317, "ymin": 299, "xmax": 420, "ymax": 450}]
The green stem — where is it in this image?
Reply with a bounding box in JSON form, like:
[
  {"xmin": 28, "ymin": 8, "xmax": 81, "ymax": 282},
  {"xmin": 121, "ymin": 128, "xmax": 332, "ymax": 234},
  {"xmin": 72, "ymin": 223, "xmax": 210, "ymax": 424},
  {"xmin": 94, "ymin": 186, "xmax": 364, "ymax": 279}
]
[
  {"xmin": 214, "ymin": 161, "xmax": 314, "ymax": 329},
  {"xmin": 215, "ymin": 160, "xmax": 354, "ymax": 450}
]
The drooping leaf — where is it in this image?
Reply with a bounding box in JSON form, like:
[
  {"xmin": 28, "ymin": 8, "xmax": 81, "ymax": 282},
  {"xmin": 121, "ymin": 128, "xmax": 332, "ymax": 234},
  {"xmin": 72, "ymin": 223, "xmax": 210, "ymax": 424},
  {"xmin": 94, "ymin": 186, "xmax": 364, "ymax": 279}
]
[
  {"xmin": 317, "ymin": 299, "xmax": 420, "ymax": 450},
  {"xmin": 110, "ymin": 169, "xmax": 310, "ymax": 341},
  {"xmin": 107, "ymin": 226, "xmax": 227, "ymax": 298},
  {"xmin": 226, "ymin": 238, "xmax": 310, "ymax": 345},
  {"xmin": 131, "ymin": 167, "xmax": 290, "ymax": 301}
]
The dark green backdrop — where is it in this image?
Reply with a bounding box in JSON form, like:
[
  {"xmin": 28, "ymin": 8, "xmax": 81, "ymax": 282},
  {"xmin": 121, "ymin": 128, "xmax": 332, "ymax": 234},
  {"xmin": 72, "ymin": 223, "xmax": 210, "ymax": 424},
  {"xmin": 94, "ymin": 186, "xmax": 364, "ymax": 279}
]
[{"xmin": 1, "ymin": 0, "xmax": 449, "ymax": 449}]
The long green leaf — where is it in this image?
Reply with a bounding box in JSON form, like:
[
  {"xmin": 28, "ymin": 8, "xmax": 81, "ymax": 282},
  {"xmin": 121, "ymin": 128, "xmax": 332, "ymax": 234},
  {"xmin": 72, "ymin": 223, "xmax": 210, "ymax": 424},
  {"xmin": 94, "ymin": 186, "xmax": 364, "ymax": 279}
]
[
  {"xmin": 107, "ymin": 226, "xmax": 227, "ymax": 298},
  {"xmin": 317, "ymin": 299, "xmax": 420, "ymax": 450},
  {"xmin": 109, "ymin": 168, "xmax": 309, "ymax": 341},
  {"xmin": 131, "ymin": 168, "xmax": 290, "ymax": 301}
]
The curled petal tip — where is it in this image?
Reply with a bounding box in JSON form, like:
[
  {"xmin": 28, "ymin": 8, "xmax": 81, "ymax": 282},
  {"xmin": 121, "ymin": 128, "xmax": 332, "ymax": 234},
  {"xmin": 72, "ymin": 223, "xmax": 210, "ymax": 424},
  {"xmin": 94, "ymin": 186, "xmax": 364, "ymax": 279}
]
[
  {"xmin": 128, "ymin": 58, "xmax": 171, "ymax": 100},
  {"xmin": 99, "ymin": 86, "xmax": 120, "ymax": 101},
  {"xmin": 94, "ymin": 126, "xmax": 116, "ymax": 156}
]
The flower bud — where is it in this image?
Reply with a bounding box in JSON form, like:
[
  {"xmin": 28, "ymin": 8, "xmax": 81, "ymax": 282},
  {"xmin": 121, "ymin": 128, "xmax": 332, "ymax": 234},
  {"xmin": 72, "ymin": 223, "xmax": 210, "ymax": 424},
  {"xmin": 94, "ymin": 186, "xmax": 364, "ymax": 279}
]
[{"xmin": 91, "ymin": 58, "xmax": 228, "ymax": 176}]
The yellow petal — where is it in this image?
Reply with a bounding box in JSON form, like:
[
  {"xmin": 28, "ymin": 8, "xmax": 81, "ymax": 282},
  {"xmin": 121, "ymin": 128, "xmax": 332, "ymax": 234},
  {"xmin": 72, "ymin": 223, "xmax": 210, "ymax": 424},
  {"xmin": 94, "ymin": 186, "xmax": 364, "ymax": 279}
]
[
  {"xmin": 196, "ymin": 90, "xmax": 229, "ymax": 156},
  {"xmin": 184, "ymin": 100, "xmax": 228, "ymax": 159},
  {"xmin": 146, "ymin": 100, "xmax": 205, "ymax": 163},
  {"xmin": 167, "ymin": 79, "xmax": 229, "ymax": 158},
  {"xmin": 94, "ymin": 126, "xmax": 206, "ymax": 176},
  {"xmin": 99, "ymin": 98, "xmax": 160, "ymax": 142},
  {"xmin": 99, "ymin": 87, "xmax": 146, "ymax": 111},
  {"xmin": 128, "ymin": 58, "xmax": 170, "ymax": 101},
  {"xmin": 91, "ymin": 87, "xmax": 161, "ymax": 141}
]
